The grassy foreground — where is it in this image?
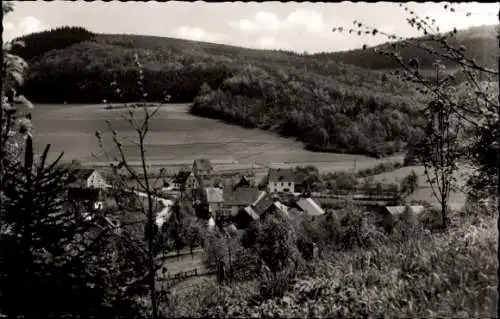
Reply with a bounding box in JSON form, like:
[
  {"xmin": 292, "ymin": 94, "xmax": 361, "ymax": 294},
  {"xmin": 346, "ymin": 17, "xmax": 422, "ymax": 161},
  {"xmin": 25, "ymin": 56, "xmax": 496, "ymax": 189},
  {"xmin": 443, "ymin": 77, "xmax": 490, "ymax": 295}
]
[{"xmin": 163, "ymin": 203, "xmax": 497, "ymax": 318}]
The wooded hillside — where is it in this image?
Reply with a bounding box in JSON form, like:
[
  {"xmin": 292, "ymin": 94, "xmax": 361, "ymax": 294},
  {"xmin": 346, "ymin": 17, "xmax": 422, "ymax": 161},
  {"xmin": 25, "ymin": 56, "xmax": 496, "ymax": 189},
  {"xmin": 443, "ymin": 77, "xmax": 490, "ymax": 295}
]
[{"xmin": 13, "ymin": 25, "xmax": 491, "ymax": 157}]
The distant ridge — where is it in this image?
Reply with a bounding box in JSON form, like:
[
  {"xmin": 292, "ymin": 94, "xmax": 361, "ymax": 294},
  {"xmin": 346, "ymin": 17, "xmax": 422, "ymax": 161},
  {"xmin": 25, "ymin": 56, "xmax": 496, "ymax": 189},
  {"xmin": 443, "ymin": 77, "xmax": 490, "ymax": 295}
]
[{"xmin": 10, "ymin": 24, "xmax": 492, "ymax": 158}]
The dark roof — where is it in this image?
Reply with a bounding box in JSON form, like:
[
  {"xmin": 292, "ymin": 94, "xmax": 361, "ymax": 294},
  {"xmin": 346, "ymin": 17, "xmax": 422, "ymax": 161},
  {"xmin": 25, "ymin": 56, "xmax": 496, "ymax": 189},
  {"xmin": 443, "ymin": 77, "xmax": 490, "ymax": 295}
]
[
  {"xmin": 67, "ymin": 187, "xmax": 101, "ymax": 200},
  {"xmin": 233, "ymin": 176, "xmax": 251, "ymax": 190},
  {"xmin": 224, "ymin": 187, "xmax": 260, "ymax": 206},
  {"xmin": 68, "ymin": 168, "xmax": 95, "ymax": 182},
  {"xmin": 173, "ymin": 171, "xmax": 191, "ymax": 184},
  {"xmin": 251, "ymin": 193, "xmax": 276, "ymax": 215},
  {"xmin": 199, "ymin": 175, "xmax": 214, "ymax": 188},
  {"xmin": 268, "ymin": 168, "xmax": 295, "ymax": 183},
  {"xmin": 193, "ymin": 159, "xmax": 213, "ymax": 172}
]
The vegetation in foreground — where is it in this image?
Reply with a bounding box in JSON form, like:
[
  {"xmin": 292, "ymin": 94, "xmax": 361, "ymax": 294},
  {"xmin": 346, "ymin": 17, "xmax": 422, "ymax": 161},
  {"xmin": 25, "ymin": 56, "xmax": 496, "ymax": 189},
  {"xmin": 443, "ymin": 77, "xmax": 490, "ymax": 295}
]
[{"xmin": 166, "ymin": 203, "xmax": 497, "ymax": 318}]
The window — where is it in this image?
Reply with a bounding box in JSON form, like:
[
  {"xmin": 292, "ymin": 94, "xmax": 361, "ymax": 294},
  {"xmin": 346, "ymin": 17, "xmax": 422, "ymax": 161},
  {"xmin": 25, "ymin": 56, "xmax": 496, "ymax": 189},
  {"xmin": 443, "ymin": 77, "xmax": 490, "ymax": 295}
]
[
  {"xmin": 288, "ymin": 182, "xmax": 291, "ymax": 186},
  {"xmin": 281, "ymin": 182, "xmax": 283, "ymax": 186}
]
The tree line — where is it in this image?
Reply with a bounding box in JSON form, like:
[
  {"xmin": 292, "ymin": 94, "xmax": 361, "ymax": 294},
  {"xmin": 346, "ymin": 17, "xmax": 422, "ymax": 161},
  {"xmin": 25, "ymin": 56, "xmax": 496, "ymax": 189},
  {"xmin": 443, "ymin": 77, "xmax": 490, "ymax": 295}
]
[{"xmin": 15, "ymin": 28, "xmax": 428, "ymax": 157}]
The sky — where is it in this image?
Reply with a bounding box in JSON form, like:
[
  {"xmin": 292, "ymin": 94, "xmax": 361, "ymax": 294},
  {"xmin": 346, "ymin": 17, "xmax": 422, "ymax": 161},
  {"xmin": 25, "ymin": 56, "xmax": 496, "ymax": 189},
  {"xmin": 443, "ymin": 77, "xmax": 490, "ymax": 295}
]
[{"xmin": 3, "ymin": 1, "xmax": 498, "ymax": 53}]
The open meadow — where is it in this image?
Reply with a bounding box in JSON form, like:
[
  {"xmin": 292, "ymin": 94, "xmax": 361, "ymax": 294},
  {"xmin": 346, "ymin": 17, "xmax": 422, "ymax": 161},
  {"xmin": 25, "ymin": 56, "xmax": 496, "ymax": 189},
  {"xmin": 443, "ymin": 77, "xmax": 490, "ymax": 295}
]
[
  {"xmin": 364, "ymin": 165, "xmax": 473, "ymax": 206},
  {"xmin": 32, "ymin": 103, "xmax": 404, "ymax": 171}
]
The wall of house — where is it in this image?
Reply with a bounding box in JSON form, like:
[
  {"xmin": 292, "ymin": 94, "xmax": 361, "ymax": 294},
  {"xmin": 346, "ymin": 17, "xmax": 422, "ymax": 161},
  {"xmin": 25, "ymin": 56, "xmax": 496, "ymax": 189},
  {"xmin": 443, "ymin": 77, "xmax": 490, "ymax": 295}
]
[
  {"xmin": 185, "ymin": 176, "xmax": 198, "ymax": 190},
  {"xmin": 268, "ymin": 181, "xmax": 294, "ymax": 193},
  {"xmin": 87, "ymin": 171, "xmax": 107, "ymax": 189},
  {"xmin": 208, "ymin": 202, "xmax": 222, "ymax": 217},
  {"xmin": 219, "ymin": 205, "xmax": 233, "ymax": 216}
]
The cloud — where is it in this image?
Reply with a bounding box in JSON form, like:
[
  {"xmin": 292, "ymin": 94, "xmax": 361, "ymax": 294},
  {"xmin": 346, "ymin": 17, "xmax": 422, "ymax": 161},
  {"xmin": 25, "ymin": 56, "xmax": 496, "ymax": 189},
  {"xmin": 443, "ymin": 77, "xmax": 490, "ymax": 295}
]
[
  {"xmin": 419, "ymin": 3, "xmax": 498, "ymax": 33},
  {"xmin": 229, "ymin": 11, "xmax": 289, "ymax": 33},
  {"xmin": 286, "ymin": 9, "xmax": 326, "ymax": 33},
  {"xmin": 3, "ymin": 16, "xmax": 45, "ymax": 41},
  {"xmin": 174, "ymin": 26, "xmax": 221, "ymax": 42},
  {"xmin": 229, "ymin": 8, "xmax": 326, "ymax": 34},
  {"xmin": 19, "ymin": 16, "xmax": 44, "ymax": 34},
  {"xmin": 255, "ymin": 35, "xmax": 289, "ymax": 50}
]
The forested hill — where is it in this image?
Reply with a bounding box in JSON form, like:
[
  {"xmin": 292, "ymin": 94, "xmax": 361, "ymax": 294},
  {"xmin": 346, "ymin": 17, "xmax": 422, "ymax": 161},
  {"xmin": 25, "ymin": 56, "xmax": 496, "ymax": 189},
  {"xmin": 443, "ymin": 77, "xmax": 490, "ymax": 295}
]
[
  {"xmin": 14, "ymin": 27, "xmax": 429, "ymax": 157},
  {"xmin": 314, "ymin": 24, "xmax": 499, "ymax": 71}
]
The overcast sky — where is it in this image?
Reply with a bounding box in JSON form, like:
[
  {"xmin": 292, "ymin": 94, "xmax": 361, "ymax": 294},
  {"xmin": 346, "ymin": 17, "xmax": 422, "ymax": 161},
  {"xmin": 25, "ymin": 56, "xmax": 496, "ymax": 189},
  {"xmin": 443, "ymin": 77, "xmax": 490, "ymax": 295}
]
[{"xmin": 3, "ymin": 1, "xmax": 498, "ymax": 53}]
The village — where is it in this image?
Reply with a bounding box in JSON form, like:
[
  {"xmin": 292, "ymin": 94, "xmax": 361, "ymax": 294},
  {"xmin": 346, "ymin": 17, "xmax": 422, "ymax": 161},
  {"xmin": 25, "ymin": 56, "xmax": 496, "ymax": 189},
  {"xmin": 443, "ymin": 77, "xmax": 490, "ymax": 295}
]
[{"xmin": 62, "ymin": 158, "xmax": 425, "ymax": 236}]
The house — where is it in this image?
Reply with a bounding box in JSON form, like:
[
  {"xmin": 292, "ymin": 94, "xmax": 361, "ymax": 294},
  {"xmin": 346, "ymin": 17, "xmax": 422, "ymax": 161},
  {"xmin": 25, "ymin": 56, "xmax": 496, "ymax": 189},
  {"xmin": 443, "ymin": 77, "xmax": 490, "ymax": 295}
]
[
  {"xmin": 184, "ymin": 172, "xmax": 199, "ymax": 197},
  {"xmin": 233, "ymin": 175, "xmax": 252, "ymax": 190},
  {"xmin": 296, "ymin": 197, "xmax": 326, "ymax": 217},
  {"xmin": 267, "ymin": 168, "xmax": 295, "ymax": 193},
  {"xmin": 260, "ymin": 201, "xmax": 289, "ymax": 220},
  {"xmin": 67, "ymin": 168, "xmax": 108, "ymax": 189},
  {"xmin": 205, "ymin": 187, "xmax": 224, "ymax": 216},
  {"xmin": 234, "ymin": 206, "xmax": 260, "ymax": 229},
  {"xmin": 220, "ymin": 187, "xmax": 260, "ymax": 216},
  {"xmin": 234, "ymin": 192, "xmax": 288, "ymax": 228},
  {"xmin": 193, "ymin": 158, "xmax": 214, "ymax": 178},
  {"xmin": 172, "ymin": 171, "xmax": 191, "ymax": 191}
]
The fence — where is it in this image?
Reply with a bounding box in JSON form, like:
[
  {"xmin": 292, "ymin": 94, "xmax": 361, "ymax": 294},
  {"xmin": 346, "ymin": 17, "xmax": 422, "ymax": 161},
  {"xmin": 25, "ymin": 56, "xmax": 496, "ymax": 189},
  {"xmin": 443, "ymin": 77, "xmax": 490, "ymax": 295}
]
[{"xmin": 158, "ymin": 268, "xmax": 216, "ymax": 284}]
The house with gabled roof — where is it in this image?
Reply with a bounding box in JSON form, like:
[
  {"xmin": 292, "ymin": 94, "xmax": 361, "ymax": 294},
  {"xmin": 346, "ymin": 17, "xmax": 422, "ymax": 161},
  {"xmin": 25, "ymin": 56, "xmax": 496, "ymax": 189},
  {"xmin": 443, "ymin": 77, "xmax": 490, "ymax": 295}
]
[
  {"xmin": 193, "ymin": 158, "xmax": 214, "ymax": 178},
  {"xmin": 67, "ymin": 168, "xmax": 108, "ymax": 189},
  {"xmin": 184, "ymin": 172, "xmax": 199, "ymax": 196},
  {"xmin": 267, "ymin": 168, "xmax": 295, "ymax": 193},
  {"xmin": 172, "ymin": 170, "xmax": 192, "ymax": 191},
  {"xmin": 234, "ymin": 191, "xmax": 289, "ymax": 228},
  {"xmin": 296, "ymin": 197, "xmax": 325, "ymax": 217},
  {"xmin": 233, "ymin": 175, "xmax": 252, "ymax": 190},
  {"xmin": 220, "ymin": 187, "xmax": 260, "ymax": 216},
  {"xmin": 205, "ymin": 187, "xmax": 225, "ymax": 216}
]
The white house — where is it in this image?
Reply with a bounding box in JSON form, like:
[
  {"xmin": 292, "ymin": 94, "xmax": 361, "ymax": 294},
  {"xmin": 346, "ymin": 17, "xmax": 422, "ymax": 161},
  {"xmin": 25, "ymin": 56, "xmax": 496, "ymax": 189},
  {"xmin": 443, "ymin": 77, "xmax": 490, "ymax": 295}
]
[
  {"xmin": 267, "ymin": 168, "xmax": 295, "ymax": 193},
  {"xmin": 184, "ymin": 172, "xmax": 199, "ymax": 191},
  {"xmin": 205, "ymin": 187, "xmax": 224, "ymax": 216},
  {"xmin": 68, "ymin": 168, "xmax": 108, "ymax": 189}
]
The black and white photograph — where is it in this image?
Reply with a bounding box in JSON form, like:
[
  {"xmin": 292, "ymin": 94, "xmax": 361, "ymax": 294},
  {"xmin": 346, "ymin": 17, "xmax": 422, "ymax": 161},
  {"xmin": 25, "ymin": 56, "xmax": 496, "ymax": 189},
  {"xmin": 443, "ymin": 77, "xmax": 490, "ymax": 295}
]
[{"xmin": 1, "ymin": 1, "xmax": 499, "ymax": 318}]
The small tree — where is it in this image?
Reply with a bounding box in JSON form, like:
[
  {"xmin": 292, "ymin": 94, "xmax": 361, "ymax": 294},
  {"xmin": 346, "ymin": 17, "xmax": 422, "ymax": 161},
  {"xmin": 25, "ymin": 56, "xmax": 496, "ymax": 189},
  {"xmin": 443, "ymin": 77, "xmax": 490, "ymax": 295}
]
[
  {"xmin": 414, "ymin": 93, "xmax": 464, "ymax": 227},
  {"xmin": 400, "ymin": 169, "xmax": 419, "ymax": 199},
  {"xmin": 95, "ymin": 53, "xmax": 171, "ymax": 318},
  {"xmin": 185, "ymin": 219, "xmax": 202, "ymax": 258},
  {"xmin": 332, "ymin": 3, "xmax": 497, "ymax": 228}
]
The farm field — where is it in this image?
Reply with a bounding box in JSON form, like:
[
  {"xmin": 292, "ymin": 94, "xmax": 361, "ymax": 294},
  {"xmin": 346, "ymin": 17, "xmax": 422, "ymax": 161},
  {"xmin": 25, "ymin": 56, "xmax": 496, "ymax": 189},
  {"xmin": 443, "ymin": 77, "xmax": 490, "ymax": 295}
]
[
  {"xmin": 365, "ymin": 165, "xmax": 473, "ymax": 188},
  {"xmin": 32, "ymin": 103, "xmax": 404, "ymax": 171},
  {"xmin": 365, "ymin": 165, "xmax": 472, "ymax": 207}
]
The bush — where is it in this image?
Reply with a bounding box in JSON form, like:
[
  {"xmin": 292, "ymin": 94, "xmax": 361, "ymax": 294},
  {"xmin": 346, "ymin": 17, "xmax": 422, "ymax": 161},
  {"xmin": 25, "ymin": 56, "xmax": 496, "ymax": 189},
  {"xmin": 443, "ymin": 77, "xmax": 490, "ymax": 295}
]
[{"xmin": 166, "ymin": 199, "xmax": 497, "ymax": 318}]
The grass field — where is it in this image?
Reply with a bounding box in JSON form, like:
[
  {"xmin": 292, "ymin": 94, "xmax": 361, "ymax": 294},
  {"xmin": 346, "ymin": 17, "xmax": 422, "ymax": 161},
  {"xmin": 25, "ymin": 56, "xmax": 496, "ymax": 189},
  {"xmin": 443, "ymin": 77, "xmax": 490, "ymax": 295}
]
[
  {"xmin": 31, "ymin": 103, "xmax": 404, "ymax": 172},
  {"xmin": 365, "ymin": 165, "xmax": 472, "ymax": 207}
]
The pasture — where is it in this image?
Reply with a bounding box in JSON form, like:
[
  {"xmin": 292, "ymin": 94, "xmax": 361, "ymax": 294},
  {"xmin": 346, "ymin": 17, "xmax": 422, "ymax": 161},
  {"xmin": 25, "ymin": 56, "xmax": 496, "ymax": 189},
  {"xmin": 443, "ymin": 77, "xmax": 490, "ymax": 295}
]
[
  {"xmin": 32, "ymin": 103, "xmax": 404, "ymax": 171},
  {"xmin": 365, "ymin": 165, "xmax": 472, "ymax": 206}
]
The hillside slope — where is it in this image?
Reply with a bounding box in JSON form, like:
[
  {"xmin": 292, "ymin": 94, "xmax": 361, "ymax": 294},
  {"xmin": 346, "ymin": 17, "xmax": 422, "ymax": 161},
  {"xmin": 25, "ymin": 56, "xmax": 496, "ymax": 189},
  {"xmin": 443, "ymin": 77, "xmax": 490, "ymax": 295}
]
[
  {"xmin": 14, "ymin": 28, "xmax": 427, "ymax": 157},
  {"xmin": 314, "ymin": 24, "xmax": 498, "ymax": 71}
]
